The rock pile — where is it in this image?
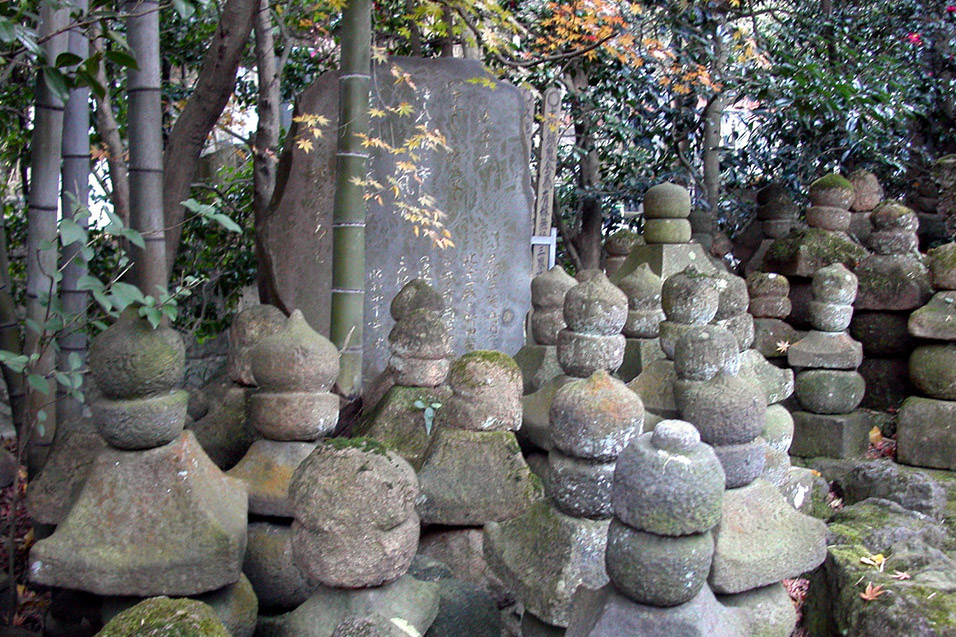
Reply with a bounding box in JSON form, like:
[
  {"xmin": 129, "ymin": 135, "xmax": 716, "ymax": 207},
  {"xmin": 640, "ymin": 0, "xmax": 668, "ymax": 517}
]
[
  {"xmin": 513, "ymin": 266, "xmax": 576, "ymax": 393},
  {"xmin": 788, "ymin": 264, "xmax": 869, "ymax": 458},
  {"xmin": 748, "ymin": 272, "xmax": 800, "ymax": 361},
  {"xmin": 616, "ymin": 263, "xmax": 665, "ymax": 382}
]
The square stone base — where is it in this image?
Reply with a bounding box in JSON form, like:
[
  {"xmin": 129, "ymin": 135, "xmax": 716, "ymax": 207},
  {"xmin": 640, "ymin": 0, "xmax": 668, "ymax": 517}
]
[
  {"xmin": 897, "ymin": 396, "xmax": 956, "ymax": 470},
  {"xmin": 790, "ymin": 410, "xmax": 871, "ymax": 459},
  {"xmin": 618, "ymin": 338, "xmax": 664, "ymax": 383}
]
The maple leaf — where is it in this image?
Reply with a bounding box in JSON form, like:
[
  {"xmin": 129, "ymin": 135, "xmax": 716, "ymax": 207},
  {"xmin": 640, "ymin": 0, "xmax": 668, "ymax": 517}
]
[
  {"xmin": 295, "ymin": 138, "xmax": 314, "ymax": 154},
  {"xmin": 775, "ymin": 340, "xmax": 792, "ymax": 353},
  {"xmin": 891, "ymin": 571, "xmax": 912, "ymax": 580},
  {"xmin": 860, "ymin": 583, "xmax": 888, "ymax": 602},
  {"xmin": 869, "ymin": 426, "xmax": 884, "ymax": 446}
]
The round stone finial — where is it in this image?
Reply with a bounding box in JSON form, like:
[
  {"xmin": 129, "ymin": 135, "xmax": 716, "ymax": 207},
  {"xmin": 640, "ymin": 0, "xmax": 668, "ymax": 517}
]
[
  {"xmin": 811, "ymin": 263, "xmax": 858, "ymax": 305},
  {"xmin": 661, "ymin": 267, "xmax": 719, "ymax": 324},
  {"xmin": 618, "ymin": 264, "xmax": 662, "ymax": 310},
  {"xmin": 531, "ymin": 266, "xmax": 577, "ymax": 308},
  {"xmin": 89, "ymin": 308, "xmax": 186, "ymax": 399},
  {"xmin": 643, "ymin": 183, "xmax": 691, "ymax": 219},
  {"xmin": 446, "ymin": 350, "xmax": 522, "ymax": 401},
  {"xmin": 650, "ymin": 419, "xmax": 700, "ymax": 453},
  {"xmin": 606, "ymin": 231, "xmax": 644, "ymax": 257},
  {"xmin": 227, "ymin": 304, "xmax": 287, "ymax": 386},
  {"xmin": 809, "ymin": 173, "xmax": 854, "ymax": 209},
  {"xmin": 388, "ymin": 308, "xmax": 452, "ymax": 360},
  {"xmin": 250, "ymin": 310, "xmax": 340, "ymax": 392},
  {"xmin": 869, "ymin": 200, "xmax": 918, "ymax": 232},
  {"xmin": 563, "ymin": 273, "xmax": 628, "ymax": 335},
  {"xmin": 746, "ymin": 272, "xmax": 789, "ymax": 298},
  {"xmin": 709, "ymin": 271, "xmax": 750, "ymax": 321},
  {"xmin": 390, "ymin": 279, "xmax": 445, "ymax": 321},
  {"xmin": 549, "ymin": 370, "xmax": 644, "ymax": 461},
  {"xmin": 848, "ymin": 169, "xmax": 884, "ymax": 212}
]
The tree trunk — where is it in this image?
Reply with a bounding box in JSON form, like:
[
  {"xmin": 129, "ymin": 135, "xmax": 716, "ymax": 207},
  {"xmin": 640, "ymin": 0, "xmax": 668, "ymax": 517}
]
[
  {"xmin": 125, "ymin": 0, "xmax": 166, "ymax": 295},
  {"xmin": 330, "ymin": 0, "xmax": 371, "ymax": 399},
  {"xmin": 24, "ymin": 0, "xmax": 69, "ymax": 467},
  {"xmin": 0, "ymin": 212, "xmax": 24, "ymax": 436},
  {"xmin": 58, "ymin": 0, "xmax": 91, "ymax": 426},
  {"xmin": 700, "ymin": 15, "xmax": 727, "ymax": 246},
  {"xmin": 566, "ymin": 67, "xmax": 602, "ymax": 271},
  {"xmin": 162, "ymin": 0, "xmax": 257, "ymax": 276},
  {"xmin": 92, "ymin": 26, "xmax": 130, "ymax": 229},
  {"xmin": 253, "ymin": 0, "xmax": 283, "ymax": 306}
]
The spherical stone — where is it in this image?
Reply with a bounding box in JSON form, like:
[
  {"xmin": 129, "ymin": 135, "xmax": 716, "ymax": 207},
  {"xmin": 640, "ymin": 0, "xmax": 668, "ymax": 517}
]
[
  {"xmin": 624, "ymin": 308, "xmax": 664, "ymax": 339},
  {"xmin": 447, "ymin": 351, "xmax": 522, "ymax": 404},
  {"xmin": 673, "ymin": 325, "xmax": 740, "ymax": 382},
  {"xmin": 289, "ymin": 441, "xmax": 419, "ymax": 534},
  {"xmin": 227, "ymin": 305, "xmax": 287, "ymax": 386},
  {"xmin": 910, "ymin": 344, "xmax": 956, "ymax": 400},
  {"xmin": 612, "ymin": 423, "xmax": 725, "ymax": 536},
  {"xmin": 89, "ymin": 309, "xmax": 186, "ymax": 399},
  {"xmin": 91, "ymin": 390, "xmax": 187, "ymax": 450},
  {"xmin": 848, "ymin": 169, "xmax": 884, "ymax": 212},
  {"xmin": 244, "ymin": 522, "xmax": 315, "ymax": 611},
  {"xmin": 250, "ymin": 310, "xmax": 339, "ymax": 392},
  {"xmin": 290, "ymin": 513, "xmax": 419, "ymax": 588},
  {"xmin": 532, "ymin": 266, "xmax": 578, "ymax": 309},
  {"xmin": 549, "ymin": 370, "xmax": 644, "ymax": 461},
  {"xmin": 928, "ymin": 243, "xmax": 956, "ymax": 290},
  {"xmin": 715, "ymin": 313, "xmax": 755, "ymax": 352},
  {"xmin": 674, "ymin": 372, "xmax": 767, "ymax": 446},
  {"xmin": 762, "ymin": 405, "xmax": 794, "ymax": 454},
  {"xmin": 809, "ymin": 301, "xmax": 853, "ymax": 332},
  {"xmin": 866, "ymin": 230, "xmax": 919, "ymax": 255},
  {"xmin": 249, "ymin": 391, "xmax": 339, "ymax": 441},
  {"xmin": 618, "ymin": 264, "xmax": 663, "ymax": 311},
  {"xmin": 388, "ymin": 354, "xmax": 449, "ymax": 387},
  {"xmin": 643, "ymin": 219, "xmax": 692, "ymax": 244},
  {"xmin": 756, "ymin": 183, "xmax": 791, "ymax": 208},
  {"xmin": 870, "ymin": 200, "xmax": 919, "ymax": 231},
  {"xmin": 794, "ymin": 369, "xmax": 865, "ymax": 414},
  {"xmin": 762, "ymin": 220, "xmax": 796, "ymax": 239},
  {"xmin": 438, "ymin": 393, "xmax": 521, "ymax": 432},
  {"xmin": 531, "ymin": 308, "xmax": 565, "ymax": 345},
  {"xmin": 98, "ymin": 597, "xmax": 228, "ymax": 637},
  {"xmin": 811, "ymin": 263, "xmax": 858, "ymax": 305},
  {"xmin": 662, "ymin": 268, "xmax": 720, "ymax": 324},
  {"xmin": 748, "ymin": 297, "xmax": 791, "ymax": 319},
  {"xmin": 557, "ymin": 329, "xmax": 625, "ymax": 377},
  {"xmin": 605, "ymin": 231, "xmax": 644, "ymax": 256},
  {"xmin": 806, "ymin": 206, "xmax": 851, "ymax": 232},
  {"xmin": 391, "ymin": 279, "xmax": 445, "ymax": 320},
  {"xmin": 756, "ymin": 200, "xmax": 799, "ymax": 221},
  {"xmin": 746, "ymin": 272, "xmax": 790, "ymax": 299},
  {"xmin": 658, "ymin": 321, "xmax": 695, "ymax": 360},
  {"xmin": 643, "ymin": 183, "xmax": 691, "ymax": 219},
  {"xmin": 605, "ymin": 521, "xmax": 714, "ymax": 607},
  {"xmin": 388, "ymin": 309, "xmax": 452, "ymax": 360},
  {"xmin": 548, "ymin": 451, "xmax": 616, "ymax": 519},
  {"xmin": 714, "ymin": 438, "xmax": 767, "ymax": 488},
  {"xmin": 563, "ymin": 274, "xmax": 628, "ymax": 335},
  {"xmin": 808, "ymin": 173, "xmax": 854, "ymax": 209},
  {"xmin": 708, "ymin": 272, "xmax": 750, "ymax": 321}
]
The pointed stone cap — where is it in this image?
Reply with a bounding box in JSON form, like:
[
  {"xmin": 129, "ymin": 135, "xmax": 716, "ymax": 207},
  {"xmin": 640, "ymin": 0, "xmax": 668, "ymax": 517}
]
[
  {"xmin": 227, "ymin": 304, "xmax": 287, "ymax": 386},
  {"xmin": 89, "ymin": 308, "xmax": 185, "ymax": 399},
  {"xmin": 549, "ymin": 370, "xmax": 644, "ymax": 461},
  {"xmin": 618, "ymin": 263, "xmax": 662, "ymax": 311},
  {"xmin": 531, "ymin": 266, "xmax": 577, "ymax": 309},
  {"xmin": 848, "ymin": 169, "xmax": 884, "ymax": 212},
  {"xmin": 811, "ymin": 263, "xmax": 858, "ymax": 305},
  {"xmin": 446, "ymin": 350, "xmax": 522, "ymax": 403},
  {"xmin": 644, "ymin": 183, "xmax": 691, "ymax": 219},
  {"xmin": 563, "ymin": 273, "xmax": 628, "ymax": 336},
  {"xmin": 808, "ymin": 173, "xmax": 854, "ymax": 209},
  {"xmin": 662, "ymin": 267, "xmax": 720, "ymax": 324},
  {"xmin": 250, "ymin": 310, "xmax": 339, "ymax": 392},
  {"xmin": 390, "ymin": 279, "xmax": 445, "ymax": 321},
  {"xmin": 388, "ymin": 308, "xmax": 452, "ymax": 360}
]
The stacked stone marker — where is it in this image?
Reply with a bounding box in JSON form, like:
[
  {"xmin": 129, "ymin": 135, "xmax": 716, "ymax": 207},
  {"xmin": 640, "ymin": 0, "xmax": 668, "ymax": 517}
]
[
  {"xmin": 485, "ymin": 369, "xmax": 643, "ymax": 632},
  {"xmin": 514, "ymin": 266, "xmax": 577, "ymax": 394},
  {"xmin": 897, "ymin": 242, "xmax": 956, "ymax": 470},
  {"xmin": 227, "ymin": 310, "xmax": 339, "ymax": 613},
  {"xmin": 748, "ymin": 272, "xmax": 800, "ymax": 362},
  {"xmin": 567, "ymin": 420, "xmax": 749, "ymax": 636},
  {"xmin": 611, "ymin": 183, "xmax": 716, "ymax": 284},
  {"xmin": 847, "ymin": 169, "xmax": 884, "ymax": 240},
  {"xmin": 416, "ymin": 351, "xmax": 542, "ymax": 525},
  {"xmin": 629, "ymin": 266, "xmax": 718, "ymax": 429},
  {"xmin": 29, "ymin": 310, "xmax": 249, "ymax": 624},
  {"xmin": 788, "ymin": 264, "xmax": 869, "ymax": 458},
  {"xmin": 257, "ymin": 441, "xmax": 442, "ymax": 635},
  {"xmin": 616, "ymin": 263, "xmax": 665, "ymax": 382},
  {"xmin": 744, "ymin": 183, "xmax": 801, "ymax": 275},
  {"xmin": 851, "ymin": 201, "xmax": 931, "ymax": 410},
  {"xmin": 356, "ymin": 280, "xmax": 453, "ymax": 469},
  {"xmin": 604, "ymin": 230, "xmax": 643, "ymax": 278}
]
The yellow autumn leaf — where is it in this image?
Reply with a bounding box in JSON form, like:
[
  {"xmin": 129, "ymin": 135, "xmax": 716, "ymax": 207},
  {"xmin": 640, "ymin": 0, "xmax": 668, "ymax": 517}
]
[
  {"xmin": 296, "ymin": 138, "xmax": 314, "ymax": 153},
  {"xmin": 869, "ymin": 427, "xmax": 884, "ymax": 446},
  {"xmin": 860, "ymin": 553, "xmax": 886, "ymax": 572}
]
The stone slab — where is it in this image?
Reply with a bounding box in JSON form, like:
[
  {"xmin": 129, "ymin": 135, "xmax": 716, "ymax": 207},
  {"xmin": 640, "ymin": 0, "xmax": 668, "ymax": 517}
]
[
  {"xmin": 610, "ymin": 243, "xmax": 716, "ymax": 286},
  {"xmin": 897, "ymin": 396, "xmax": 956, "ymax": 470},
  {"xmin": 790, "ymin": 410, "xmax": 872, "ymax": 459}
]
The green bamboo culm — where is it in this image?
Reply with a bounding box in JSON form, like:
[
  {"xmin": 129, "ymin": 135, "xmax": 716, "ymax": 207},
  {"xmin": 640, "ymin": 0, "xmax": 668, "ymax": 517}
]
[{"xmin": 330, "ymin": 0, "xmax": 371, "ymax": 399}]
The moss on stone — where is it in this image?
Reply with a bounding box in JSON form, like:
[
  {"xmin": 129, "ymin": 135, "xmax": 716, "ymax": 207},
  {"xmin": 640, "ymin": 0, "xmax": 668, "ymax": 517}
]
[
  {"xmin": 97, "ymin": 597, "xmax": 228, "ymax": 637},
  {"xmin": 448, "ymin": 350, "xmax": 521, "ymax": 388},
  {"xmin": 324, "ymin": 436, "xmax": 389, "ymax": 456},
  {"xmin": 811, "ymin": 173, "xmax": 854, "ymax": 191},
  {"xmin": 765, "ymin": 228, "xmax": 867, "ymax": 270}
]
